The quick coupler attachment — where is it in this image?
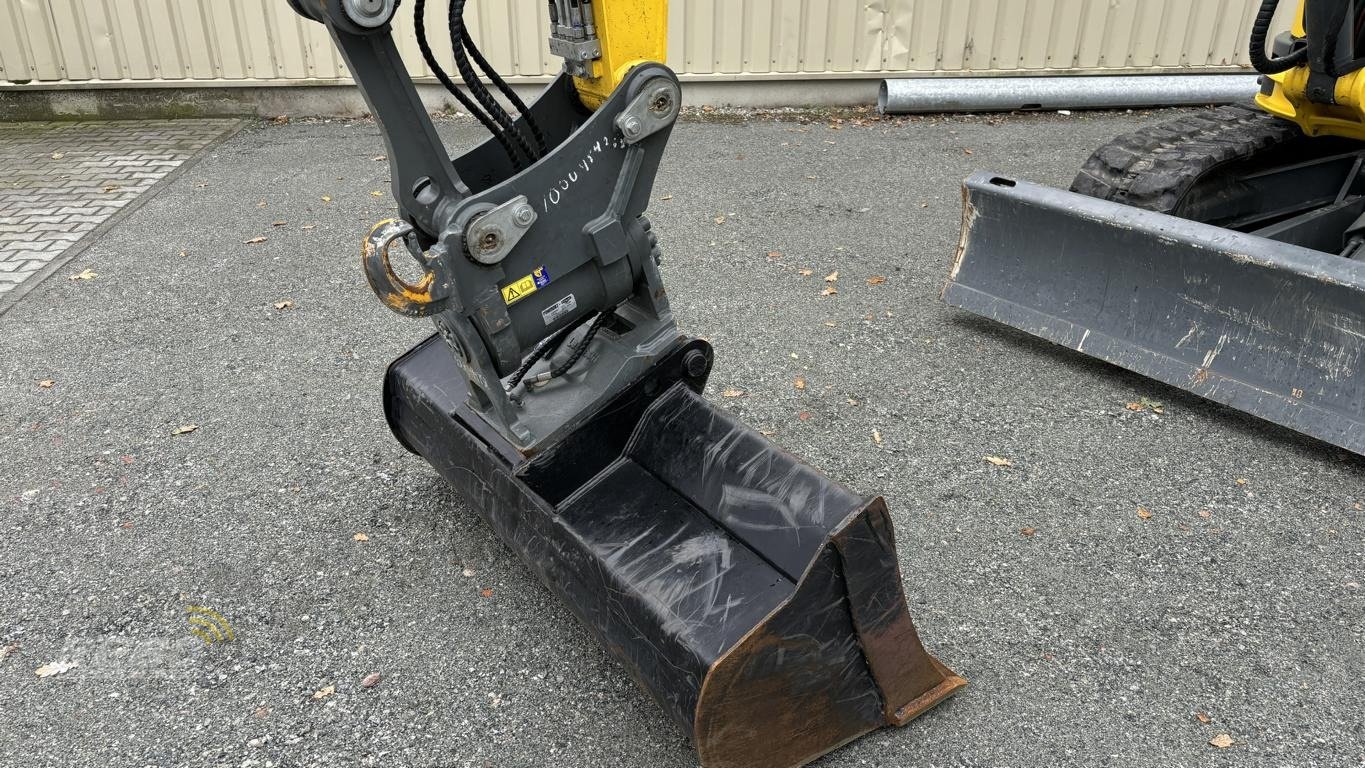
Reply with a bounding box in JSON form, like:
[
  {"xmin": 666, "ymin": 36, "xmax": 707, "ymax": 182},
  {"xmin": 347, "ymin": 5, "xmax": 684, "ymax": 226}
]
[
  {"xmin": 383, "ymin": 336, "xmax": 964, "ymax": 768},
  {"xmin": 946, "ymin": 172, "xmax": 1365, "ymax": 456}
]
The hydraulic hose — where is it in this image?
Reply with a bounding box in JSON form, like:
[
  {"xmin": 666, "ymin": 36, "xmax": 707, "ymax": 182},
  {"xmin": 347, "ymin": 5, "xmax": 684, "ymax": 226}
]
[{"xmin": 1250, "ymin": 0, "xmax": 1309, "ymax": 75}]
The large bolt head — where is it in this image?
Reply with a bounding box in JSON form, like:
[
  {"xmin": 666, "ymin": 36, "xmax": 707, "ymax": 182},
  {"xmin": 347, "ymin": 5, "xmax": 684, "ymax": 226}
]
[
  {"xmin": 512, "ymin": 203, "xmax": 536, "ymax": 228},
  {"xmin": 621, "ymin": 116, "xmax": 643, "ymax": 139},
  {"xmin": 342, "ymin": 0, "xmax": 395, "ymax": 28}
]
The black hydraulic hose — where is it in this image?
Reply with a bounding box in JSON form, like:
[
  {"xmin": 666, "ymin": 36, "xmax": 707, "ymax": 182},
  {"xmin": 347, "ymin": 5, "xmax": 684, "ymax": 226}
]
[
  {"xmin": 505, "ymin": 321, "xmax": 580, "ymax": 391},
  {"xmin": 1250, "ymin": 0, "xmax": 1310, "ymax": 75},
  {"xmin": 462, "ymin": 34, "xmax": 549, "ymax": 157},
  {"xmin": 549, "ymin": 312, "xmax": 612, "ymax": 378},
  {"xmin": 450, "ymin": 0, "xmax": 536, "ymax": 165},
  {"xmin": 413, "ymin": 0, "xmax": 523, "ymax": 170}
]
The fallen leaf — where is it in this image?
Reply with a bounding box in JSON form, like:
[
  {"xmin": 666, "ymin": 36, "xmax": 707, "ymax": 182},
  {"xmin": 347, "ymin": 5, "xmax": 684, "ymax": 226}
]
[
  {"xmin": 1195, "ymin": 712, "xmax": 1212, "ymax": 724},
  {"xmin": 35, "ymin": 660, "xmax": 76, "ymax": 678},
  {"xmin": 1354, "ymin": 502, "xmax": 1364, "ymax": 511},
  {"xmin": 872, "ymin": 430, "xmax": 883, "ymax": 446},
  {"xmin": 1126, "ymin": 402, "xmax": 1145, "ymax": 412},
  {"xmin": 301, "ymin": 224, "xmax": 316, "ymax": 231},
  {"xmin": 721, "ymin": 387, "xmax": 746, "ymax": 398},
  {"xmin": 1020, "ymin": 527, "xmax": 1036, "ymax": 537},
  {"xmin": 256, "ymin": 201, "xmax": 268, "ymax": 208},
  {"xmin": 370, "ymin": 190, "xmax": 384, "ymax": 198},
  {"xmin": 797, "ymin": 411, "xmax": 812, "ymax": 421},
  {"xmin": 120, "ymin": 521, "xmax": 133, "ymax": 529},
  {"xmin": 361, "ymin": 672, "xmax": 382, "ymax": 688},
  {"xmin": 178, "ymin": 249, "xmax": 189, "ymax": 257},
  {"xmin": 253, "ymin": 707, "xmax": 269, "ymax": 719},
  {"xmin": 50, "ymin": 151, "xmax": 65, "ymax": 160},
  {"xmin": 274, "ymin": 300, "xmax": 295, "ymax": 310},
  {"xmin": 1209, "ymin": 734, "xmax": 1233, "ymax": 749},
  {"xmin": 0, "ymin": 644, "xmax": 18, "ymax": 661},
  {"xmin": 102, "ymin": 184, "xmax": 120, "ymax": 193},
  {"xmin": 1235, "ymin": 478, "xmax": 1248, "ymax": 486},
  {"xmin": 767, "ymin": 251, "xmax": 783, "ymax": 260},
  {"xmin": 120, "ymin": 455, "xmax": 135, "ymax": 464},
  {"xmin": 461, "ymin": 567, "xmax": 475, "ymax": 578},
  {"xmin": 963, "ymin": 148, "xmax": 974, "ymax": 155},
  {"xmin": 798, "ymin": 268, "xmax": 814, "ymax": 277},
  {"xmin": 271, "ymin": 220, "xmax": 288, "ymax": 227},
  {"xmin": 321, "ymin": 195, "xmax": 333, "ymax": 203},
  {"xmin": 847, "ymin": 398, "xmax": 860, "ymax": 406},
  {"xmin": 68, "ymin": 269, "xmax": 98, "ymax": 281},
  {"xmin": 984, "ymin": 456, "xmax": 1013, "ymax": 467},
  {"xmin": 824, "ymin": 271, "xmax": 839, "ymax": 283},
  {"xmin": 244, "ymin": 237, "xmax": 268, "ymax": 245},
  {"xmin": 866, "ymin": 275, "xmax": 887, "ymax": 285},
  {"xmin": 793, "ymin": 377, "xmax": 807, "ymax": 391},
  {"xmin": 659, "ymin": 195, "xmax": 673, "ymax": 201},
  {"xmin": 821, "ymin": 286, "xmax": 838, "ymax": 297},
  {"xmin": 171, "ymin": 424, "xmax": 199, "ymax": 436},
  {"xmin": 480, "ymin": 588, "xmax": 494, "ymax": 598},
  {"xmin": 371, "ymin": 155, "xmax": 387, "ymax": 162},
  {"xmin": 714, "ymin": 215, "xmax": 727, "ymax": 225},
  {"xmin": 312, "ymin": 684, "xmax": 335, "ymax": 700},
  {"xmin": 353, "ymin": 532, "xmax": 369, "ymax": 542},
  {"xmin": 1199, "ymin": 509, "xmax": 1212, "ymax": 519},
  {"xmin": 273, "ymin": 115, "xmax": 289, "ymax": 125},
  {"xmin": 37, "ymin": 380, "xmax": 55, "ymax": 389},
  {"xmin": 1137, "ymin": 506, "xmax": 1154, "ymax": 520}
]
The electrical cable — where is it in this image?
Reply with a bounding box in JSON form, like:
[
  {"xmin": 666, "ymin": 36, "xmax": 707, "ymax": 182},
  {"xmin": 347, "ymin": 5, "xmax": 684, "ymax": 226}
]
[
  {"xmin": 1250, "ymin": 0, "xmax": 1310, "ymax": 75},
  {"xmin": 461, "ymin": 32, "xmax": 549, "ymax": 157}
]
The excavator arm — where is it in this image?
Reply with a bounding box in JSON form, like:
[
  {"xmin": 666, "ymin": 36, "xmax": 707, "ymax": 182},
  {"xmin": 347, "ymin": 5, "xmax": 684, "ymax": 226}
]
[{"xmin": 285, "ymin": 2, "xmax": 962, "ymax": 766}]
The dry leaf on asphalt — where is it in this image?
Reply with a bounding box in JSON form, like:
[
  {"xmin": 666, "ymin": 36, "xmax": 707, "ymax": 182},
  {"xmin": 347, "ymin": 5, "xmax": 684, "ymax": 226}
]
[
  {"xmin": 821, "ymin": 286, "xmax": 838, "ymax": 297},
  {"xmin": 370, "ymin": 190, "xmax": 384, "ymax": 198},
  {"xmin": 847, "ymin": 398, "xmax": 859, "ymax": 406},
  {"xmin": 798, "ymin": 268, "xmax": 814, "ymax": 277},
  {"xmin": 824, "ymin": 271, "xmax": 839, "ymax": 283},
  {"xmin": 253, "ymin": 707, "xmax": 269, "ymax": 719},
  {"xmin": 767, "ymin": 251, "xmax": 783, "ymax": 260},
  {"xmin": 302, "ymin": 224, "xmax": 316, "ymax": 231},
  {"xmin": 984, "ymin": 456, "xmax": 1013, "ymax": 467},
  {"xmin": 271, "ymin": 220, "xmax": 288, "ymax": 227},
  {"xmin": 1020, "ymin": 527, "xmax": 1036, "ymax": 537},
  {"xmin": 480, "ymin": 588, "xmax": 494, "ymax": 598},
  {"xmin": 1235, "ymin": 478, "xmax": 1248, "ymax": 486},
  {"xmin": 721, "ymin": 387, "xmax": 746, "ymax": 398},
  {"xmin": 372, "ymin": 155, "xmax": 387, "ymax": 162},
  {"xmin": 68, "ymin": 269, "xmax": 97, "ymax": 281},
  {"xmin": 1195, "ymin": 712, "xmax": 1212, "ymax": 724},
  {"xmin": 102, "ymin": 184, "xmax": 120, "ymax": 193},
  {"xmin": 37, "ymin": 380, "xmax": 55, "ymax": 389},
  {"xmin": 1199, "ymin": 509, "xmax": 1212, "ymax": 519},
  {"xmin": 866, "ymin": 275, "xmax": 887, "ymax": 285},
  {"xmin": 274, "ymin": 300, "xmax": 294, "ymax": 310},
  {"xmin": 794, "ymin": 377, "xmax": 807, "ymax": 391},
  {"xmin": 822, "ymin": 321, "xmax": 837, "ymax": 327},
  {"xmin": 872, "ymin": 430, "xmax": 883, "ymax": 446},
  {"xmin": 321, "ymin": 195, "xmax": 333, "ymax": 203},
  {"xmin": 0, "ymin": 644, "xmax": 18, "ymax": 661},
  {"xmin": 35, "ymin": 660, "xmax": 76, "ymax": 678},
  {"xmin": 659, "ymin": 195, "xmax": 673, "ymax": 201},
  {"xmin": 1137, "ymin": 506, "xmax": 1154, "ymax": 520},
  {"xmin": 714, "ymin": 215, "xmax": 727, "ymax": 225},
  {"xmin": 361, "ymin": 672, "xmax": 382, "ymax": 688},
  {"xmin": 171, "ymin": 424, "xmax": 199, "ymax": 436},
  {"xmin": 353, "ymin": 532, "xmax": 369, "ymax": 542},
  {"xmin": 244, "ymin": 237, "xmax": 268, "ymax": 245},
  {"xmin": 1209, "ymin": 734, "xmax": 1233, "ymax": 749},
  {"xmin": 312, "ymin": 684, "xmax": 336, "ymax": 700},
  {"xmin": 798, "ymin": 411, "xmax": 812, "ymax": 421},
  {"xmin": 461, "ymin": 567, "xmax": 475, "ymax": 578},
  {"xmin": 50, "ymin": 152, "xmax": 65, "ymax": 160}
]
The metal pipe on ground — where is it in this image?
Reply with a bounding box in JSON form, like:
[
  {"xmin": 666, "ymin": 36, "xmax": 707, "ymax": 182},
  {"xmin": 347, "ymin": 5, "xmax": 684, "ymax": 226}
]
[{"xmin": 878, "ymin": 75, "xmax": 1261, "ymax": 114}]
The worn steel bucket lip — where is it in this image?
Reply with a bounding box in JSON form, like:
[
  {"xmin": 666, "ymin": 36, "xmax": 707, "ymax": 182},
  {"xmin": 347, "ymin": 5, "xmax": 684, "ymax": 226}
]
[{"xmin": 945, "ymin": 171, "xmax": 1365, "ymax": 456}]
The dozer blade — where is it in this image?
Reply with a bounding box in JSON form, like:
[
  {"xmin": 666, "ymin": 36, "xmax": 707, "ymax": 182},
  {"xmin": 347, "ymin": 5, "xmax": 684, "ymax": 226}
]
[
  {"xmin": 945, "ymin": 171, "xmax": 1365, "ymax": 455},
  {"xmin": 383, "ymin": 336, "xmax": 964, "ymax": 768}
]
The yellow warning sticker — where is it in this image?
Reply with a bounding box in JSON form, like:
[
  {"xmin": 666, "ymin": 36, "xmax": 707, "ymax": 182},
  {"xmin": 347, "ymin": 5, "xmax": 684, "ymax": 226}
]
[{"xmin": 501, "ymin": 266, "xmax": 552, "ymax": 306}]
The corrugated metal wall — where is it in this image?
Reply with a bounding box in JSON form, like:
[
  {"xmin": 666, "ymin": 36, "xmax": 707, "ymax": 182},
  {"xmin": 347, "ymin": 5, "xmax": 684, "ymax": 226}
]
[{"xmin": 0, "ymin": 0, "xmax": 1263, "ymax": 87}]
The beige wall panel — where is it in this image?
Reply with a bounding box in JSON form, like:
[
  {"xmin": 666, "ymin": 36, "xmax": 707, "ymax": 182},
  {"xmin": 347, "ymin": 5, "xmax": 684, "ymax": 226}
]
[{"xmin": 2, "ymin": 0, "xmax": 1276, "ymax": 88}]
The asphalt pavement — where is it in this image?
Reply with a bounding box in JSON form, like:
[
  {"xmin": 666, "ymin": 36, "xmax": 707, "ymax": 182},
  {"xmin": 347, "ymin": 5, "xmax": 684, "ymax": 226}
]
[{"xmin": 2, "ymin": 108, "xmax": 1362, "ymax": 768}]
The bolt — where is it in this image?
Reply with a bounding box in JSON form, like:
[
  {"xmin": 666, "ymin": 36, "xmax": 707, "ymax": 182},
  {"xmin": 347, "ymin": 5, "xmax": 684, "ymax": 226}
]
[
  {"xmin": 512, "ymin": 203, "xmax": 536, "ymax": 227},
  {"xmin": 479, "ymin": 231, "xmax": 501, "ymax": 252},
  {"xmin": 621, "ymin": 116, "xmax": 643, "ymax": 139},
  {"xmin": 682, "ymin": 349, "xmax": 708, "ymax": 379}
]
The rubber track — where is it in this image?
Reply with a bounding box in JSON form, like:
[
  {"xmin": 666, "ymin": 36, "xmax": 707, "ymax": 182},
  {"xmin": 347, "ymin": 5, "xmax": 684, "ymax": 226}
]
[{"xmin": 1070, "ymin": 105, "xmax": 1303, "ymax": 214}]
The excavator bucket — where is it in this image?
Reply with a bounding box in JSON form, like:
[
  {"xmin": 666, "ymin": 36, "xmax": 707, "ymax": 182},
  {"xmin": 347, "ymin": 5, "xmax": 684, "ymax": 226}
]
[
  {"xmin": 945, "ymin": 172, "xmax": 1365, "ymax": 455},
  {"xmin": 384, "ymin": 336, "xmax": 965, "ymax": 768}
]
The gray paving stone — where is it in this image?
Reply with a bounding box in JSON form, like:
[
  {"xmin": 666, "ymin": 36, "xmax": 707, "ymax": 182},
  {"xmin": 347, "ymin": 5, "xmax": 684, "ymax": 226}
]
[{"xmin": 0, "ymin": 118, "xmax": 240, "ymax": 298}]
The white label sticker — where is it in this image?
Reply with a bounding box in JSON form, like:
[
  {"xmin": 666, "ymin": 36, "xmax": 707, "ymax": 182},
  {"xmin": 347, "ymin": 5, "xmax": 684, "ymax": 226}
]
[{"xmin": 541, "ymin": 293, "xmax": 578, "ymax": 326}]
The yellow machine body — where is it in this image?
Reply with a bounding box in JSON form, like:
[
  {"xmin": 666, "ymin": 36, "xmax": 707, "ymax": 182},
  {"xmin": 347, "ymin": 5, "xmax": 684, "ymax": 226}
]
[
  {"xmin": 572, "ymin": 0, "xmax": 669, "ymax": 109},
  {"xmin": 1257, "ymin": 1, "xmax": 1365, "ymax": 140}
]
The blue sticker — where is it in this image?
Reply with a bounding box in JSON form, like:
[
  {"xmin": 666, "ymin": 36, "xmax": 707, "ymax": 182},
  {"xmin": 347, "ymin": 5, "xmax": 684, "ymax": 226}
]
[{"xmin": 532, "ymin": 266, "xmax": 552, "ymax": 288}]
